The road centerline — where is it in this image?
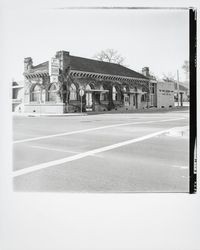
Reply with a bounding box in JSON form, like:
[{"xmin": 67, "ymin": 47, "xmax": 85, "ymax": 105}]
[
  {"xmin": 13, "ymin": 117, "xmax": 185, "ymax": 144},
  {"xmin": 12, "ymin": 126, "xmax": 185, "ymax": 178}
]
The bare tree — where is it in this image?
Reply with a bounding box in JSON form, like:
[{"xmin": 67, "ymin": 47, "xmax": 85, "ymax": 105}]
[
  {"xmin": 93, "ymin": 49, "xmax": 125, "ymax": 65},
  {"xmin": 182, "ymin": 60, "xmax": 189, "ymax": 73},
  {"xmin": 182, "ymin": 60, "xmax": 189, "ymax": 81},
  {"xmin": 162, "ymin": 72, "xmax": 176, "ymax": 82}
]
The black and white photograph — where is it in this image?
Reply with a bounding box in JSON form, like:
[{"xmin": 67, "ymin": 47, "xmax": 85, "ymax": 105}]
[{"xmin": 10, "ymin": 7, "xmax": 194, "ymax": 193}]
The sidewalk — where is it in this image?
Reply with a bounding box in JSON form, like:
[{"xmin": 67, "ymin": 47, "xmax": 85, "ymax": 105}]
[
  {"xmin": 12, "ymin": 112, "xmax": 88, "ymax": 117},
  {"xmin": 87, "ymin": 106, "xmax": 189, "ymax": 115},
  {"xmin": 12, "ymin": 107, "xmax": 189, "ymax": 117},
  {"xmin": 12, "ymin": 106, "xmax": 189, "ymax": 117}
]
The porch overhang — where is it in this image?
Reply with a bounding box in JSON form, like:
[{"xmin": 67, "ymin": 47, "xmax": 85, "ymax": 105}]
[
  {"xmin": 127, "ymin": 90, "xmax": 147, "ymax": 94},
  {"xmin": 85, "ymin": 89, "xmax": 109, "ymax": 93}
]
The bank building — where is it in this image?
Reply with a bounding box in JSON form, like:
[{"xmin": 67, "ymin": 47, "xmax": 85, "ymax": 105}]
[{"xmin": 12, "ymin": 50, "xmax": 175, "ymax": 114}]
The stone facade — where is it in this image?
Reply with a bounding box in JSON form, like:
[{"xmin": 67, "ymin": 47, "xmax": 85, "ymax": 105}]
[
  {"xmin": 12, "ymin": 52, "xmax": 177, "ymax": 114},
  {"xmin": 23, "ymin": 50, "xmax": 150, "ymax": 114}
]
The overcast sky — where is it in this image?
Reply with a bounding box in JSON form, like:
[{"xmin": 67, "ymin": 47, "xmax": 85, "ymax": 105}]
[{"xmin": 2, "ymin": 8, "xmax": 189, "ymax": 81}]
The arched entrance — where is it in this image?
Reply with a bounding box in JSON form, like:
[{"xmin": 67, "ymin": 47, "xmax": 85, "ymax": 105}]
[{"xmin": 31, "ymin": 85, "xmax": 41, "ymax": 103}]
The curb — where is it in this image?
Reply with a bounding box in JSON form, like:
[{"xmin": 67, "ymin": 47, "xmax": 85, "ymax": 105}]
[
  {"xmin": 12, "ymin": 106, "xmax": 189, "ymax": 117},
  {"xmin": 12, "ymin": 113, "xmax": 88, "ymax": 117}
]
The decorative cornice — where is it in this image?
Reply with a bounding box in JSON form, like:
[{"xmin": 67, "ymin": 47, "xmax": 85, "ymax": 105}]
[
  {"xmin": 69, "ymin": 70, "xmax": 148, "ymax": 83},
  {"xmin": 24, "ymin": 72, "xmax": 49, "ymax": 79}
]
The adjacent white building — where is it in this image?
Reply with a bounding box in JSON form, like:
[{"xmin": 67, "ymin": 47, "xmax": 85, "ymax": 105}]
[{"xmin": 12, "ymin": 81, "xmax": 24, "ymax": 112}]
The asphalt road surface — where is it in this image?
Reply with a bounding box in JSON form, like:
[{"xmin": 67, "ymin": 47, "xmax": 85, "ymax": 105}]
[{"xmin": 13, "ymin": 110, "xmax": 189, "ymax": 192}]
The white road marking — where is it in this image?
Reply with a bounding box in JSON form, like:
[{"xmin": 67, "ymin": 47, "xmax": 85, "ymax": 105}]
[
  {"xmin": 13, "ymin": 127, "xmax": 181, "ymax": 177},
  {"xmin": 30, "ymin": 145, "xmax": 104, "ymax": 159},
  {"xmin": 172, "ymin": 165, "xmax": 189, "ymax": 169},
  {"xmin": 181, "ymin": 166, "xmax": 189, "ymax": 169},
  {"xmin": 164, "ymin": 126, "xmax": 189, "ymax": 137},
  {"xmin": 30, "ymin": 145, "xmax": 80, "ymax": 154},
  {"xmin": 13, "ymin": 118, "xmax": 185, "ymax": 144}
]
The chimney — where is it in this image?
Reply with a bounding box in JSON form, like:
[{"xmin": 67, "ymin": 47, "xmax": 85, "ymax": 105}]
[
  {"xmin": 24, "ymin": 57, "xmax": 33, "ymax": 72},
  {"xmin": 142, "ymin": 67, "xmax": 150, "ymax": 77},
  {"xmin": 55, "ymin": 51, "xmax": 70, "ymax": 72}
]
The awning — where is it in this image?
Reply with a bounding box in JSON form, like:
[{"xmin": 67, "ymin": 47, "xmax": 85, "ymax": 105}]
[
  {"xmin": 127, "ymin": 90, "xmax": 147, "ymax": 94},
  {"xmin": 85, "ymin": 89, "xmax": 109, "ymax": 93}
]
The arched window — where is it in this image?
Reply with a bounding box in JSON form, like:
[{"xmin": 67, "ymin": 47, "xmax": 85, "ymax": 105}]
[
  {"xmin": 123, "ymin": 86, "xmax": 128, "ymax": 93},
  {"xmin": 112, "ymin": 86, "xmax": 117, "ymax": 101},
  {"xmin": 48, "ymin": 83, "xmax": 57, "ymax": 102},
  {"xmin": 69, "ymin": 83, "xmax": 77, "ymax": 100},
  {"xmin": 86, "ymin": 84, "xmax": 91, "ymax": 91},
  {"xmin": 32, "ymin": 85, "xmax": 41, "ymax": 102}
]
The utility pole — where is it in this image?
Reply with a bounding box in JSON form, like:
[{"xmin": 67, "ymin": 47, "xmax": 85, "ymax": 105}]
[{"xmin": 177, "ymin": 70, "xmax": 180, "ymax": 107}]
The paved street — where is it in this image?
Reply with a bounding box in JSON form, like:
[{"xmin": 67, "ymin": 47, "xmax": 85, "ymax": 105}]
[{"xmin": 13, "ymin": 110, "xmax": 189, "ymax": 192}]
